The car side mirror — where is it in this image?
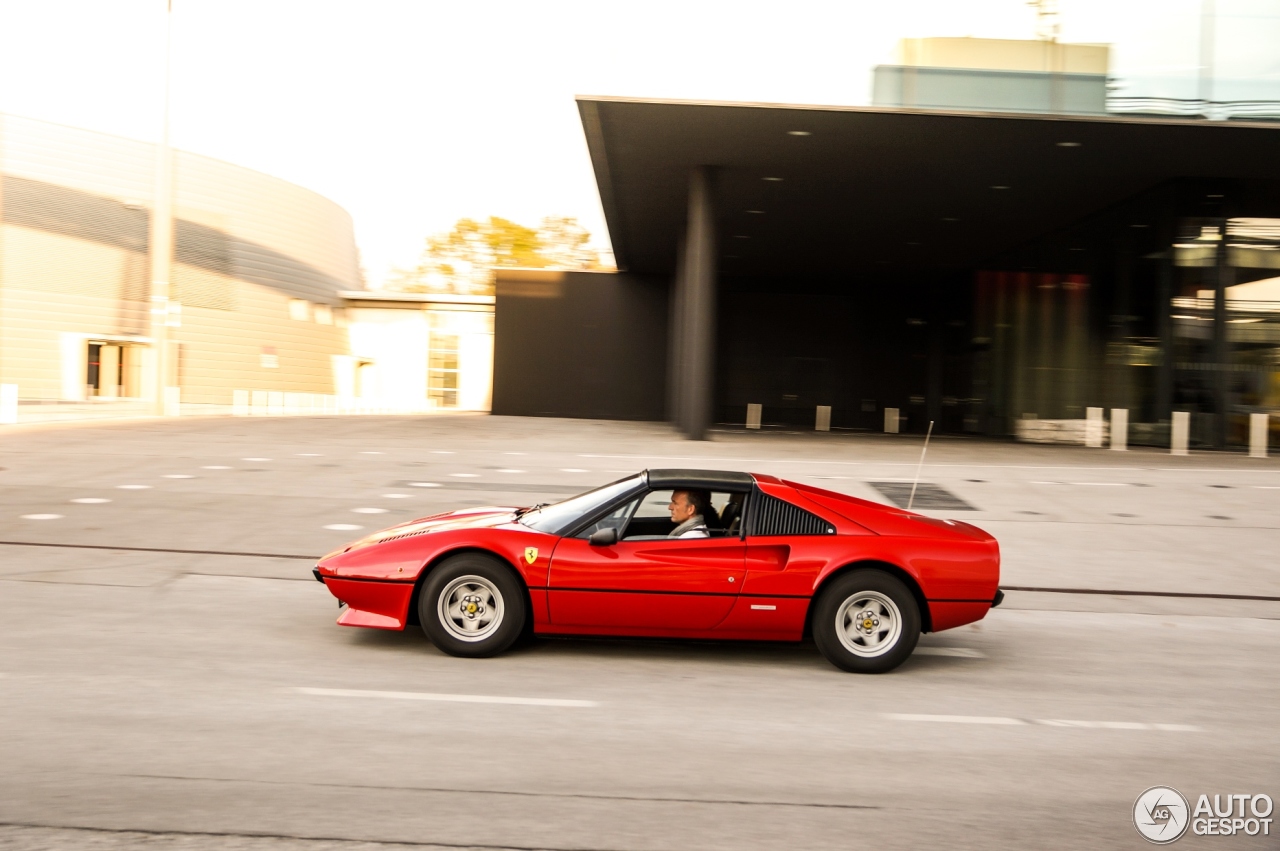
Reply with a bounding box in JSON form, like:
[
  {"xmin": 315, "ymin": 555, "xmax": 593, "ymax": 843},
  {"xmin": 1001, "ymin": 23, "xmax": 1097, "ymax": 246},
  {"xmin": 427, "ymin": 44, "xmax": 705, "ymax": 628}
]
[{"xmin": 588, "ymin": 527, "xmax": 618, "ymax": 546}]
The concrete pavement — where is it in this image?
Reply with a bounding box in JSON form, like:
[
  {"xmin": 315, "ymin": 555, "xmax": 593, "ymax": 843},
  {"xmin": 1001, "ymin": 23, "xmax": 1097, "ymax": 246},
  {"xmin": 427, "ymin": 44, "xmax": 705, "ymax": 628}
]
[{"xmin": 1, "ymin": 415, "xmax": 1277, "ymax": 850}]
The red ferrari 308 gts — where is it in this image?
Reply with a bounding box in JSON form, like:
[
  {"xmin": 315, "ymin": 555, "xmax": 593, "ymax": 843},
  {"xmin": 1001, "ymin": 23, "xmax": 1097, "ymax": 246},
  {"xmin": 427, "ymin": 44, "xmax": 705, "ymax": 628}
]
[{"xmin": 314, "ymin": 469, "xmax": 1002, "ymax": 673}]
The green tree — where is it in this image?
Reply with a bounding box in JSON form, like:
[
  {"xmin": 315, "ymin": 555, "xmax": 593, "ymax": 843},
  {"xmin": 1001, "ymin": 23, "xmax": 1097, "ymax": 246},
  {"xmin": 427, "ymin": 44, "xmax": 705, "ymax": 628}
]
[{"xmin": 388, "ymin": 215, "xmax": 603, "ymax": 295}]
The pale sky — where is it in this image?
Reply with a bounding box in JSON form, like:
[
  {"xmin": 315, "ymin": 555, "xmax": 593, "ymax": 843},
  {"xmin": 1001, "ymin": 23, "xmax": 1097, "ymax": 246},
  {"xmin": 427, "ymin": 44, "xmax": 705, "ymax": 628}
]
[{"xmin": 1, "ymin": 0, "xmax": 1278, "ymax": 287}]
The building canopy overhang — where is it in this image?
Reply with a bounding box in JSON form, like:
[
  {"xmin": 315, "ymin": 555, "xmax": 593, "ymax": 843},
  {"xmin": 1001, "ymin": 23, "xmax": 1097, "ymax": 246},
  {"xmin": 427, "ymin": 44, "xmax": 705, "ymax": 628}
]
[{"xmin": 577, "ymin": 96, "xmax": 1280, "ymax": 277}]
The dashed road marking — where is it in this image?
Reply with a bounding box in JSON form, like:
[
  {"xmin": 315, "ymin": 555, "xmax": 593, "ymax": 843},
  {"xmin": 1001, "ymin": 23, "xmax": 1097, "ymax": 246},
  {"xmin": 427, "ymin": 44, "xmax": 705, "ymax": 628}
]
[
  {"xmin": 914, "ymin": 647, "xmax": 985, "ymax": 658},
  {"xmin": 885, "ymin": 713, "xmax": 1201, "ymax": 731},
  {"xmin": 449, "ymin": 473, "xmax": 479, "ymax": 478},
  {"xmin": 201, "ymin": 465, "xmax": 232, "ymax": 470},
  {"xmin": 70, "ymin": 498, "xmax": 110, "ymax": 504},
  {"xmin": 243, "ymin": 457, "xmax": 271, "ymax": 462},
  {"xmin": 382, "ymin": 494, "xmax": 411, "ymax": 499},
  {"xmin": 20, "ymin": 514, "xmax": 62, "ymax": 520},
  {"xmin": 360, "ymin": 451, "xmax": 384, "ymax": 455},
  {"xmin": 163, "ymin": 474, "xmax": 195, "ymax": 479},
  {"xmin": 561, "ymin": 468, "xmax": 589, "ymax": 473},
  {"xmin": 297, "ymin": 453, "xmax": 322, "ymax": 457},
  {"xmin": 408, "ymin": 482, "xmax": 441, "ymax": 488},
  {"xmin": 294, "ymin": 687, "xmax": 598, "ymax": 707},
  {"xmin": 352, "ymin": 507, "xmax": 388, "ymax": 514},
  {"xmin": 116, "ymin": 485, "xmax": 152, "ymax": 490},
  {"xmin": 323, "ymin": 524, "xmax": 362, "ymax": 532}
]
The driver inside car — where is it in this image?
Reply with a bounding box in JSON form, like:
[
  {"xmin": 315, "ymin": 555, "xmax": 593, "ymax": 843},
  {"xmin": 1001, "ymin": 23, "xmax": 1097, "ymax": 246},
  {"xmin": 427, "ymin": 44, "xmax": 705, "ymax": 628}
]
[{"xmin": 667, "ymin": 489, "xmax": 713, "ymax": 538}]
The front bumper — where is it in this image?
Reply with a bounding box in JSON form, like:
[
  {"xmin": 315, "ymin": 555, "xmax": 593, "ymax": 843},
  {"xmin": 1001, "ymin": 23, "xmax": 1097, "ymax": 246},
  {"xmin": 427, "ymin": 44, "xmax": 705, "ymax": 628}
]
[
  {"xmin": 313, "ymin": 567, "xmax": 325, "ymax": 583},
  {"xmin": 992, "ymin": 589, "xmax": 1005, "ymax": 608}
]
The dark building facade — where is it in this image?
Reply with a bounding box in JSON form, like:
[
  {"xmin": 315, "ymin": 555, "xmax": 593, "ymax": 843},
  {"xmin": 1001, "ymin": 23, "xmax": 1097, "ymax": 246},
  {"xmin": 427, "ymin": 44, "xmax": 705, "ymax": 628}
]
[{"xmin": 492, "ymin": 98, "xmax": 1280, "ymax": 450}]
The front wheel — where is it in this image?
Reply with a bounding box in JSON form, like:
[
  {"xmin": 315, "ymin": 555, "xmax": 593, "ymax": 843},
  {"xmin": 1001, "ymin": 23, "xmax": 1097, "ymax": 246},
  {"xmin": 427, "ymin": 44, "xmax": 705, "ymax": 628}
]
[
  {"xmin": 812, "ymin": 569, "xmax": 920, "ymax": 673},
  {"xmin": 420, "ymin": 554, "xmax": 526, "ymax": 658}
]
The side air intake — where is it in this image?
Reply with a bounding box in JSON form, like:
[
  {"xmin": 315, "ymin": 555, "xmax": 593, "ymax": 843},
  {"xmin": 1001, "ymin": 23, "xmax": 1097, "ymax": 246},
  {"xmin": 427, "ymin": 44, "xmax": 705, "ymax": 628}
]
[{"xmin": 746, "ymin": 492, "xmax": 836, "ymax": 536}]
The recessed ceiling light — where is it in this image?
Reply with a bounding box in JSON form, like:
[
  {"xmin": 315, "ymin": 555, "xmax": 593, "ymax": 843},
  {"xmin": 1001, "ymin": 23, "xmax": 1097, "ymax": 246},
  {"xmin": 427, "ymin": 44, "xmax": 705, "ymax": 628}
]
[
  {"xmin": 733, "ymin": 234, "xmax": 750, "ymax": 239},
  {"xmin": 1207, "ymin": 193, "xmax": 1224, "ymax": 198},
  {"xmin": 787, "ymin": 130, "xmax": 811, "ymax": 136},
  {"xmin": 763, "ymin": 176, "xmax": 784, "ymax": 182},
  {"xmin": 1056, "ymin": 141, "xmax": 1082, "ymax": 147},
  {"xmin": 745, "ymin": 210, "xmax": 765, "ymax": 214},
  {"xmin": 942, "ymin": 216, "xmax": 959, "ymax": 222},
  {"xmin": 990, "ymin": 185, "xmax": 1010, "ymax": 190}
]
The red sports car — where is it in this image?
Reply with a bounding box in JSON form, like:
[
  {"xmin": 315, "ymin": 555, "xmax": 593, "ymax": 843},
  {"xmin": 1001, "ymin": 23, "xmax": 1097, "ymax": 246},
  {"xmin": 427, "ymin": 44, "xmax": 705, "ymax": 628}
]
[{"xmin": 313, "ymin": 469, "xmax": 1002, "ymax": 673}]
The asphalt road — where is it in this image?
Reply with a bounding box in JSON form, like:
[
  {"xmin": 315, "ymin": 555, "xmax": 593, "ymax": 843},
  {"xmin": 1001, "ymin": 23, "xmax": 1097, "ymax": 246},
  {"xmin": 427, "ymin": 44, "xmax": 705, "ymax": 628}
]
[{"xmin": 1, "ymin": 414, "xmax": 1277, "ymax": 850}]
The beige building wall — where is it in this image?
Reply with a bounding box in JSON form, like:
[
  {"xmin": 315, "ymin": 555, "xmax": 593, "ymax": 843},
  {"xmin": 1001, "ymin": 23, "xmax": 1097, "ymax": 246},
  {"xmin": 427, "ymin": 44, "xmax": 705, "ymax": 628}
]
[
  {"xmin": 0, "ymin": 113, "xmax": 360, "ymax": 406},
  {"xmin": 894, "ymin": 37, "xmax": 1110, "ymax": 74}
]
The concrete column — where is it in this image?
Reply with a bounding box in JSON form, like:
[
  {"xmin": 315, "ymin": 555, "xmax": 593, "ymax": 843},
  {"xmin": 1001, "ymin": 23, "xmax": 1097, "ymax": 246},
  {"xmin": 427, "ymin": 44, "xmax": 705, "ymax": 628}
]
[
  {"xmin": 1212, "ymin": 219, "xmax": 1231, "ymax": 448},
  {"xmin": 1085, "ymin": 406, "xmax": 1105, "ymax": 448},
  {"xmin": 667, "ymin": 236, "xmax": 687, "ymax": 426},
  {"xmin": 99, "ymin": 345, "xmax": 121, "ymax": 398},
  {"xmin": 1155, "ymin": 210, "xmax": 1175, "ymax": 423},
  {"xmin": 678, "ymin": 166, "xmax": 717, "ymax": 440}
]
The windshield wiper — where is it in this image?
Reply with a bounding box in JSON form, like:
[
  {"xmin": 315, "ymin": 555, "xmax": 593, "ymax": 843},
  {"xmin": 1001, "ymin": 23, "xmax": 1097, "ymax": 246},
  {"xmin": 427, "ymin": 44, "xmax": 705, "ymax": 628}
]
[{"xmin": 515, "ymin": 503, "xmax": 549, "ymax": 518}]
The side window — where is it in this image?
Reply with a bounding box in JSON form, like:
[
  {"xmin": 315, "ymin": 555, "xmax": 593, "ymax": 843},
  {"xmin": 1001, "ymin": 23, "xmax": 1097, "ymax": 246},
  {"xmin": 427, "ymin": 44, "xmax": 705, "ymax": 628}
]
[
  {"xmin": 575, "ymin": 497, "xmax": 640, "ymax": 539},
  {"xmin": 746, "ymin": 492, "xmax": 836, "ymax": 536},
  {"xmin": 622, "ymin": 489, "xmax": 744, "ymax": 540}
]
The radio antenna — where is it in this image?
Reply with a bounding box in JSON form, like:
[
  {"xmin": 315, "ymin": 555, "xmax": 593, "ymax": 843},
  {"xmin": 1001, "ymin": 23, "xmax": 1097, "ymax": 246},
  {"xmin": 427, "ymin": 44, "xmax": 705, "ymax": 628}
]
[{"xmin": 906, "ymin": 420, "xmax": 935, "ymax": 511}]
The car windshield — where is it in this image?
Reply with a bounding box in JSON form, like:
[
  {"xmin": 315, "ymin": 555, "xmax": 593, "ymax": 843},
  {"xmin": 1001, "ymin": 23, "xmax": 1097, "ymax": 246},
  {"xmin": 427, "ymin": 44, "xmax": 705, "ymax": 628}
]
[{"xmin": 518, "ymin": 475, "xmax": 643, "ymax": 536}]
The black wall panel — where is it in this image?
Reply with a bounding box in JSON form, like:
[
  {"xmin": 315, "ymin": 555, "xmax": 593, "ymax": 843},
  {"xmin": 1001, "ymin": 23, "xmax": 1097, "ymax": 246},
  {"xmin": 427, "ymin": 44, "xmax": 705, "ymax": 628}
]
[{"xmin": 493, "ymin": 271, "xmax": 669, "ymax": 420}]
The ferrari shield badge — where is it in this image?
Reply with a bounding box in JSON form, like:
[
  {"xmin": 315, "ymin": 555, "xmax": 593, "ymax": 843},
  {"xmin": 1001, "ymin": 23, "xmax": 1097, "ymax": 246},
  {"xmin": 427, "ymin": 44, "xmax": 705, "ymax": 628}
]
[{"xmin": 524, "ymin": 547, "xmax": 538, "ymax": 565}]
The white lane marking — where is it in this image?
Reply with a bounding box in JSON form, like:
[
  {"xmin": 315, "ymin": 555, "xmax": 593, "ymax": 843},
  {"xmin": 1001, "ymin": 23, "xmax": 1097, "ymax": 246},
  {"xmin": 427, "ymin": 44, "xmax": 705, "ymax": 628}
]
[
  {"xmin": 503, "ymin": 452, "xmax": 526, "ymax": 455},
  {"xmin": 749, "ymin": 604, "xmax": 777, "ymax": 611},
  {"xmin": 408, "ymin": 482, "xmax": 441, "ymax": 488},
  {"xmin": 294, "ymin": 687, "xmax": 598, "ymax": 707},
  {"xmin": 914, "ymin": 647, "xmax": 985, "ymax": 658},
  {"xmin": 323, "ymin": 524, "xmax": 362, "ymax": 531},
  {"xmin": 1030, "ymin": 481, "xmax": 1062, "ymax": 485},
  {"xmin": 885, "ymin": 714, "xmax": 1201, "ymax": 731},
  {"xmin": 430, "ymin": 450, "xmax": 454, "ymax": 454},
  {"xmin": 561, "ymin": 468, "xmax": 589, "ymax": 473},
  {"xmin": 163, "ymin": 474, "xmax": 195, "ymax": 479},
  {"xmin": 497, "ymin": 469, "xmax": 525, "ymax": 473},
  {"xmin": 116, "ymin": 484, "xmax": 152, "ymax": 490},
  {"xmin": 243, "ymin": 457, "xmax": 271, "ymax": 462},
  {"xmin": 352, "ymin": 507, "xmax": 388, "ymax": 514},
  {"xmin": 888, "ymin": 714, "xmax": 1025, "ymax": 725},
  {"xmin": 70, "ymin": 498, "xmax": 110, "ymax": 504},
  {"xmin": 360, "ymin": 451, "xmax": 384, "ymax": 455},
  {"xmin": 201, "ymin": 465, "xmax": 232, "ymax": 470},
  {"xmin": 449, "ymin": 473, "xmax": 479, "ymax": 478},
  {"xmin": 382, "ymin": 494, "xmax": 411, "ymax": 499},
  {"xmin": 21, "ymin": 514, "xmax": 63, "ymax": 520},
  {"xmin": 1257, "ymin": 486, "xmax": 1280, "ymax": 489},
  {"xmin": 297, "ymin": 453, "xmax": 322, "ymax": 457},
  {"xmin": 1070, "ymin": 482, "xmax": 1128, "ymax": 486}
]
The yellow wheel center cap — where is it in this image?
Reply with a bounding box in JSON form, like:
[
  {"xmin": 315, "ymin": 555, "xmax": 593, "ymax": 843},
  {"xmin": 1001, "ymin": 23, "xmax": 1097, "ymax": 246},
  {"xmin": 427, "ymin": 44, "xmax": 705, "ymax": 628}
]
[
  {"xmin": 863, "ymin": 618, "xmax": 875, "ymax": 630},
  {"xmin": 467, "ymin": 603, "xmax": 478, "ymax": 614}
]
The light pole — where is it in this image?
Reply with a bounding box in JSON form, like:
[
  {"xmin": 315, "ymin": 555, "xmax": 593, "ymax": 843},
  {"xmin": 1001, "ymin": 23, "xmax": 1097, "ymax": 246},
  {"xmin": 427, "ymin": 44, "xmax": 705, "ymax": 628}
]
[{"xmin": 148, "ymin": 0, "xmax": 176, "ymax": 415}]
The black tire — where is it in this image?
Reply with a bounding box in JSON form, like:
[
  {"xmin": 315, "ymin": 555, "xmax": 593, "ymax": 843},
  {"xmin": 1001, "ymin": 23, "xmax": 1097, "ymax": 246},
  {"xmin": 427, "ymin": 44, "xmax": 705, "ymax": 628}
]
[
  {"xmin": 812, "ymin": 569, "xmax": 921, "ymax": 673},
  {"xmin": 419, "ymin": 553, "xmax": 526, "ymax": 658}
]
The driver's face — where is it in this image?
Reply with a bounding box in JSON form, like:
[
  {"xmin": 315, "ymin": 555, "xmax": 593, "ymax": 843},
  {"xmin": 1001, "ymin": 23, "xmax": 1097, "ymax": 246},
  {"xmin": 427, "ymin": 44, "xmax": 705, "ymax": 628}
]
[{"xmin": 668, "ymin": 492, "xmax": 695, "ymax": 523}]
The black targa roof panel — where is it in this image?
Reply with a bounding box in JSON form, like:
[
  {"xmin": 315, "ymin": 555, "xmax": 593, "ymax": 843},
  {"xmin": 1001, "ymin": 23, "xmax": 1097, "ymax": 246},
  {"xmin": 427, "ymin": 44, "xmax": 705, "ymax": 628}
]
[{"xmin": 644, "ymin": 469, "xmax": 755, "ymax": 491}]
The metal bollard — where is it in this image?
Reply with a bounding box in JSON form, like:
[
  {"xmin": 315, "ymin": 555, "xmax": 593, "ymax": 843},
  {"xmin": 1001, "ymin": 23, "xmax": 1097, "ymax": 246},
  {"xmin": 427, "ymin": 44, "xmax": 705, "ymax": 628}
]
[
  {"xmin": 815, "ymin": 405, "xmax": 831, "ymax": 432},
  {"xmin": 884, "ymin": 407, "xmax": 900, "ymax": 434},
  {"xmin": 0, "ymin": 384, "xmax": 17, "ymax": 424},
  {"xmin": 1170, "ymin": 411, "xmax": 1190, "ymax": 456},
  {"xmin": 746, "ymin": 403, "xmax": 762, "ymax": 430},
  {"xmin": 1250, "ymin": 412, "xmax": 1270, "ymax": 458},
  {"xmin": 1110, "ymin": 408, "xmax": 1128, "ymax": 451},
  {"xmin": 1085, "ymin": 407, "xmax": 1104, "ymax": 448}
]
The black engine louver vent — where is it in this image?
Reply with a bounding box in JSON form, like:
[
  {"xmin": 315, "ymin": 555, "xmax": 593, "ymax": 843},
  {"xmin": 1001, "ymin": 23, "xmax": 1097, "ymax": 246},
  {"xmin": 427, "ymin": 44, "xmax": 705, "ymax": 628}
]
[{"xmin": 747, "ymin": 493, "xmax": 835, "ymax": 536}]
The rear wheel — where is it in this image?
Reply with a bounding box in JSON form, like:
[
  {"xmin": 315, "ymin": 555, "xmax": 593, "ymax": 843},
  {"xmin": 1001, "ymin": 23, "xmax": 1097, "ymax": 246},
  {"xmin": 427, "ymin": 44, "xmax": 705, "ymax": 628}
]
[
  {"xmin": 420, "ymin": 554, "xmax": 526, "ymax": 658},
  {"xmin": 812, "ymin": 569, "xmax": 920, "ymax": 673}
]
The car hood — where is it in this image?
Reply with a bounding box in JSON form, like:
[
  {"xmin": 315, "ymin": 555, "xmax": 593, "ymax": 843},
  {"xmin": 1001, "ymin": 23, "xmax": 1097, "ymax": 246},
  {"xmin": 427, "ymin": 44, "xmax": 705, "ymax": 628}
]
[{"xmin": 338, "ymin": 506, "xmax": 519, "ymax": 553}]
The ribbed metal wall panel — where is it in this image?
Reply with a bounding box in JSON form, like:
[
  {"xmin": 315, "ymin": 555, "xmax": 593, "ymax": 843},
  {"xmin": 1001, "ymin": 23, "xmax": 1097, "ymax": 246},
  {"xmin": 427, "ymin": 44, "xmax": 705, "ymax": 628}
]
[{"xmin": 746, "ymin": 492, "xmax": 836, "ymax": 537}]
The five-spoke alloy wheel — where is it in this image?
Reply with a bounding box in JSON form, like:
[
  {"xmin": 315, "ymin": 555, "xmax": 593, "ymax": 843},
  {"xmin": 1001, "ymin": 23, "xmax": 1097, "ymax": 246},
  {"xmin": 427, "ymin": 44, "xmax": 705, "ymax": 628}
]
[
  {"xmin": 420, "ymin": 554, "xmax": 526, "ymax": 657},
  {"xmin": 813, "ymin": 569, "xmax": 920, "ymax": 673}
]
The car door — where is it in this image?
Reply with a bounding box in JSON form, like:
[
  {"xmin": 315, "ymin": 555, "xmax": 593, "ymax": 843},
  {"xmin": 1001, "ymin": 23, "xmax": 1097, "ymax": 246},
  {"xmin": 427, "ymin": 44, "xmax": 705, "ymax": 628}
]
[{"xmin": 548, "ymin": 490, "xmax": 745, "ymax": 631}]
